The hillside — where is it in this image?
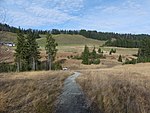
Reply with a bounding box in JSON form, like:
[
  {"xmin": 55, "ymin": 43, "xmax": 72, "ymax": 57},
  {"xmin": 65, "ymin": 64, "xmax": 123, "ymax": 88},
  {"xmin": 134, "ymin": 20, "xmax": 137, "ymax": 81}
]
[
  {"xmin": 38, "ymin": 34, "xmax": 105, "ymax": 47},
  {"xmin": 0, "ymin": 32, "xmax": 105, "ymax": 46},
  {"xmin": 0, "ymin": 32, "xmax": 17, "ymax": 42}
]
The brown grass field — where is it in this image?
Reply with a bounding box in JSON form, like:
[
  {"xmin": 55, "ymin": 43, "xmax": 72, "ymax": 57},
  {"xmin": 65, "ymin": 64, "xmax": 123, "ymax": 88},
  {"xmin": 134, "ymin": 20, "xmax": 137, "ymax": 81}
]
[
  {"xmin": 0, "ymin": 71, "xmax": 71, "ymax": 113},
  {"xmin": 77, "ymin": 63, "xmax": 150, "ymax": 113}
]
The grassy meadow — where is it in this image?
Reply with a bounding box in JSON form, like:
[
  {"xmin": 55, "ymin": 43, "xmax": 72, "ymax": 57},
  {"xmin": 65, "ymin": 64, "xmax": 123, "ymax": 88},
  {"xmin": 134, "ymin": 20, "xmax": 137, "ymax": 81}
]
[
  {"xmin": 0, "ymin": 71, "xmax": 72, "ymax": 113},
  {"xmin": 77, "ymin": 63, "xmax": 150, "ymax": 113},
  {"xmin": 37, "ymin": 34, "xmax": 106, "ymax": 47}
]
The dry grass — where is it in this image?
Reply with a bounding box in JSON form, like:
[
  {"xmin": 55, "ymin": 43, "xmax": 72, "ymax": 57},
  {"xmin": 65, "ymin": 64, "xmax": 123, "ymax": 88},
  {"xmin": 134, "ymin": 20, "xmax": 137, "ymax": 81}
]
[
  {"xmin": 0, "ymin": 45, "xmax": 14, "ymax": 63},
  {"xmin": 77, "ymin": 63, "xmax": 150, "ymax": 113},
  {"xmin": 0, "ymin": 71, "xmax": 71, "ymax": 113},
  {"xmin": 101, "ymin": 47, "xmax": 138, "ymax": 55},
  {"xmin": 0, "ymin": 32, "xmax": 17, "ymax": 43},
  {"xmin": 61, "ymin": 59, "xmax": 121, "ymax": 70}
]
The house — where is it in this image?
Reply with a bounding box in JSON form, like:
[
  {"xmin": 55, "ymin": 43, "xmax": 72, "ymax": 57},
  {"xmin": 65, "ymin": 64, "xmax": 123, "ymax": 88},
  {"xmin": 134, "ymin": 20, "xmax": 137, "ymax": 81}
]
[
  {"xmin": 0, "ymin": 42, "xmax": 15, "ymax": 47},
  {"xmin": 5, "ymin": 42, "xmax": 15, "ymax": 47}
]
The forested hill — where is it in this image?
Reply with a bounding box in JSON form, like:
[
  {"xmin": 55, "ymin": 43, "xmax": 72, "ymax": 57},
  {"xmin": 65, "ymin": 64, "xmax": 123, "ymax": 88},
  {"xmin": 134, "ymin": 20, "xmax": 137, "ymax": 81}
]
[{"xmin": 1, "ymin": 23, "xmax": 150, "ymax": 48}]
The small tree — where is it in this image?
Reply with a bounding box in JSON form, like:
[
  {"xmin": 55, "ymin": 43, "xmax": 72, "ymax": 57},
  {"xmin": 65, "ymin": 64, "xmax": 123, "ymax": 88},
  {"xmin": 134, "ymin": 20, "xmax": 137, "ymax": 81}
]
[
  {"xmin": 113, "ymin": 49, "xmax": 116, "ymax": 53},
  {"xmin": 118, "ymin": 55, "xmax": 122, "ymax": 62},
  {"xmin": 93, "ymin": 59, "xmax": 100, "ymax": 64},
  {"xmin": 98, "ymin": 47, "xmax": 102, "ymax": 53},
  {"xmin": 110, "ymin": 48, "xmax": 116, "ymax": 55},
  {"xmin": 45, "ymin": 34, "xmax": 58, "ymax": 70},
  {"xmin": 109, "ymin": 51, "xmax": 112, "ymax": 55},
  {"xmin": 91, "ymin": 46, "xmax": 97, "ymax": 59},
  {"xmin": 82, "ymin": 45, "xmax": 89, "ymax": 65}
]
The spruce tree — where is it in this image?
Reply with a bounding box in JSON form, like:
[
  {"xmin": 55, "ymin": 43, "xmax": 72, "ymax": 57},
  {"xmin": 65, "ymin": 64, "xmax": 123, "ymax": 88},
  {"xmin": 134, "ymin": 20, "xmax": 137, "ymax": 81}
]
[
  {"xmin": 82, "ymin": 45, "xmax": 89, "ymax": 65},
  {"xmin": 98, "ymin": 47, "xmax": 102, "ymax": 53},
  {"xmin": 26, "ymin": 30, "xmax": 40, "ymax": 70},
  {"xmin": 45, "ymin": 34, "xmax": 58, "ymax": 70},
  {"xmin": 138, "ymin": 38, "xmax": 150, "ymax": 62},
  {"xmin": 15, "ymin": 30, "xmax": 26, "ymax": 72},
  {"xmin": 118, "ymin": 55, "xmax": 122, "ymax": 62},
  {"xmin": 91, "ymin": 46, "xmax": 97, "ymax": 59}
]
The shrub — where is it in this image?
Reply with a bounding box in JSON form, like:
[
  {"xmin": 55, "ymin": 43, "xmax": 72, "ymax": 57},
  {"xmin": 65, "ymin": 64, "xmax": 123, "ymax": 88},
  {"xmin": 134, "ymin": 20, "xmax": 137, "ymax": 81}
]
[
  {"xmin": 98, "ymin": 48, "xmax": 102, "ymax": 53},
  {"xmin": 0, "ymin": 62, "xmax": 16, "ymax": 73},
  {"xmin": 124, "ymin": 58, "xmax": 137, "ymax": 64},
  {"xmin": 110, "ymin": 48, "xmax": 116, "ymax": 55},
  {"xmin": 67, "ymin": 56, "xmax": 70, "ymax": 59},
  {"xmin": 137, "ymin": 57, "xmax": 150, "ymax": 63},
  {"xmin": 93, "ymin": 59, "xmax": 100, "ymax": 64},
  {"xmin": 118, "ymin": 55, "xmax": 123, "ymax": 62},
  {"xmin": 52, "ymin": 62, "xmax": 62, "ymax": 70},
  {"xmin": 73, "ymin": 55, "xmax": 82, "ymax": 60}
]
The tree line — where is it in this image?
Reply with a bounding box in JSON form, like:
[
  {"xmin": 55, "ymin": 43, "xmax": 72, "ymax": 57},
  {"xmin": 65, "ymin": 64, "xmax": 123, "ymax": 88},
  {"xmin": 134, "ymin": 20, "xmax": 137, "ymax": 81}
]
[
  {"xmin": 116, "ymin": 38, "xmax": 150, "ymax": 64},
  {"xmin": 105, "ymin": 38, "xmax": 141, "ymax": 48}
]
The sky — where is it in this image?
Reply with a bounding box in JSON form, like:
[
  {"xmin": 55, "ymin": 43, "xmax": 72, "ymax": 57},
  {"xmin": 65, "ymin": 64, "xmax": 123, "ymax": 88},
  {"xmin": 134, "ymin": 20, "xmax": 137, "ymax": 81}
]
[{"xmin": 0, "ymin": 0, "xmax": 150, "ymax": 34}]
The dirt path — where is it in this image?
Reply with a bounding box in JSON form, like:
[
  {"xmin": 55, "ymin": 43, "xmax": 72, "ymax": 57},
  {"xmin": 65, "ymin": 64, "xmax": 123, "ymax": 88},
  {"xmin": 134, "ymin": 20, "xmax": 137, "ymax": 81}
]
[{"xmin": 55, "ymin": 72, "xmax": 92, "ymax": 113}]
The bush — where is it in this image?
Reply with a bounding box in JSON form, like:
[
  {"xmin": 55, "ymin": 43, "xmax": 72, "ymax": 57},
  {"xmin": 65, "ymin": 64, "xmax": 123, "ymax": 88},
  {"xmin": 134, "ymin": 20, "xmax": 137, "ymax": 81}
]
[
  {"xmin": 52, "ymin": 62, "xmax": 62, "ymax": 70},
  {"xmin": 73, "ymin": 55, "xmax": 82, "ymax": 60},
  {"xmin": 67, "ymin": 56, "xmax": 70, "ymax": 59},
  {"xmin": 0, "ymin": 62, "xmax": 16, "ymax": 73},
  {"xmin": 110, "ymin": 48, "xmax": 116, "ymax": 55},
  {"xmin": 93, "ymin": 59, "xmax": 100, "ymax": 64},
  {"xmin": 118, "ymin": 55, "xmax": 122, "ymax": 62},
  {"xmin": 109, "ymin": 51, "xmax": 112, "ymax": 55},
  {"xmin": 70, "ymin": 55, "xmax": 73, "ymax": 58},
  {"xmin": 137, "ymin": 57, "xmax": 150, "ymax": 63},
  {"xmin": 113, "ymin": 49, "xmax": 116, "ymax": 53},
  {"xmin": 98, "ymin": 48, "xmax": 103, "ymax": 53},
  {"xmin": 124, "ymin": 58, "xmax": 137, "ymax": 64}
]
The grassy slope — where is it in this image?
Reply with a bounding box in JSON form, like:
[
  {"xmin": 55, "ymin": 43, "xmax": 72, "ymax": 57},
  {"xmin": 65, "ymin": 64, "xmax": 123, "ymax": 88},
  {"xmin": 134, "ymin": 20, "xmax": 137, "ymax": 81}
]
[
  {"xmin": 77, "ymin": 63, "xmax": 150, "ymax": 113},
  {"xmin": 37, "ymin": 34, "xmax": 105, "ymax": 47},
  {"xmin": 0, "ymin": 32, "xmax": 105, "ymax": 46},
  {"xmin": 0, "ymin": 32, "xmax": 17, "ymax": 42}
]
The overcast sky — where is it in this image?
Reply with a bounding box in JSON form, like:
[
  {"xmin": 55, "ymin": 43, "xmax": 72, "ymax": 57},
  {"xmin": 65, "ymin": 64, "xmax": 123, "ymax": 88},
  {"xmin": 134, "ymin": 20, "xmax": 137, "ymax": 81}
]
[{"xmin": 0, "ymin": 0, "xmax": 150, "ymax": 34}]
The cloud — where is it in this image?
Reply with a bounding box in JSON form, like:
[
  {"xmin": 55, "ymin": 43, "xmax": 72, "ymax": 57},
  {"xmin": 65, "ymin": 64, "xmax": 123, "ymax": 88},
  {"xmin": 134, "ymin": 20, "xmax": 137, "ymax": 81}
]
[
  {"xmin": 1, "ymin": 0, "xmax": 150, "ymax": 34},
  {"xmin": 2, "ymin": 0, "xmax": 84, "ymax": 28},
  {"xmin": 73, "ymin": 0, "xmax": 150, "ymax": 34}
]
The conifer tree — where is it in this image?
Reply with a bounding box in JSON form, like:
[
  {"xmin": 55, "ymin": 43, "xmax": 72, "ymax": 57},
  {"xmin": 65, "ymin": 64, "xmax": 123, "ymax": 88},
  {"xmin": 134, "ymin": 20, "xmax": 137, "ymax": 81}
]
[
  {"xmin": 45, "ymin": 34, "xmax": 58, "ymax": 70},
  {"xmin": 91, "ymin": 46, "xmax": 97, "ymax": 59},
  {"xmin": 98, "ymin": 47, "xmax": 102, "ymax": 53},
  {"xmin": 15, "ymin": 30, "xmax": 26, "ymax": 72},
  {"xmin": 137, "ymin": 38, "xmax": 150, "ymax": 62},
  {"xmin": 118, "ymin": 55, "xmax": 123, "ymax": 62},
  {"xmin": 26, "ymin": 30, "xmax": 40, "ymax": 70},
  {"xmin": 82, "ymin": 45, "xmax": 89, "ymax": 64}
]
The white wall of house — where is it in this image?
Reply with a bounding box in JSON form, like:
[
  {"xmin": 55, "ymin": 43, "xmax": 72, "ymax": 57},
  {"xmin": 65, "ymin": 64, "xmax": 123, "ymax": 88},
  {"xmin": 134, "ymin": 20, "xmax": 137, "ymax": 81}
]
[{"xmin": 5, "ymin": 43, "xmax": 15, "ymax": 47}]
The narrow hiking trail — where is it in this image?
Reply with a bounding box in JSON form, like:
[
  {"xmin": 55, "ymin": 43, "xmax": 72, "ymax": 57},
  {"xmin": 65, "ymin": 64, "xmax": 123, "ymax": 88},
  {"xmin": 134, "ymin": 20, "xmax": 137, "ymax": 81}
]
[{"xmin": 55, "ymin": 72, "xmax": 92, "ymax": 113}]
